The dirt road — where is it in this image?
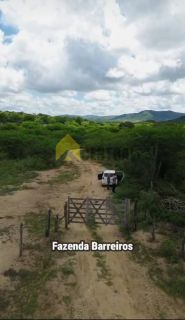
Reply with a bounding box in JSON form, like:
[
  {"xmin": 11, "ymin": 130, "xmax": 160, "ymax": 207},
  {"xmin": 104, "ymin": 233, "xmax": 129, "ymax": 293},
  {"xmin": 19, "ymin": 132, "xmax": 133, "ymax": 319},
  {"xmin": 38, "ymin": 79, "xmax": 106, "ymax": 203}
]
[{"xmin": 0, "ymin": 160, "xmax": 185, "ymax": 319}]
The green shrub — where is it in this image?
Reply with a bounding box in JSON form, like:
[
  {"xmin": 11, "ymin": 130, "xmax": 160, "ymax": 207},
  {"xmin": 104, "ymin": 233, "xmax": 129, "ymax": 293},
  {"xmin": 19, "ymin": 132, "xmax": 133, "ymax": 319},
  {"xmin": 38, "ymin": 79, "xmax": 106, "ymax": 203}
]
[
  {"xmin": 159, "ymin": 239, "xmax": 177, "ymax": 262},
  {"xmin": 161, "ymin": 263, "xmax": 185, "ymax": 298}
]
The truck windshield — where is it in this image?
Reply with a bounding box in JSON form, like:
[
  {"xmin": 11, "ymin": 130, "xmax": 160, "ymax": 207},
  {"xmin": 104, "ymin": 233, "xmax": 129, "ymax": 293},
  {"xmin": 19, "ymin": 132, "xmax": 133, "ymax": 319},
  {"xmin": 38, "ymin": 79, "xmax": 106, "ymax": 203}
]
[{"xmin": 104, "ymin": 173, "xmax": 114, "ymax": 177}]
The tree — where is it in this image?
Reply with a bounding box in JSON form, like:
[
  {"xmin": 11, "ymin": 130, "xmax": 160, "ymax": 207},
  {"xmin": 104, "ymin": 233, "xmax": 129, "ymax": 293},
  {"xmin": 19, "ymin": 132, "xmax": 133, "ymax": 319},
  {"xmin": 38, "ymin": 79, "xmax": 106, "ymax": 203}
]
[
  {"xmin": 75, "ymin": 116, "xmax": 83, "ymax": 125},
  {"xmin": 139, "ymin": 190, "xmax": 162, "ymax": 241},
  {"xmin": 119, "ymin": 121, "xmax": 134, "ymax": 129}
]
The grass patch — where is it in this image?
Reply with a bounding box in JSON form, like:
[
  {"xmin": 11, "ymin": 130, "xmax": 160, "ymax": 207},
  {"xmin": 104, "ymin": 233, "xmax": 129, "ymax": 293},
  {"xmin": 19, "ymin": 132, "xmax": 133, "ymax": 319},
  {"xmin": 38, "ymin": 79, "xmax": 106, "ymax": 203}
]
[
  {"xmin": 85, "ymin": 208, "xmax": 97, "ymax": 229},
  {"xmin": 0, "ymin": 290, "xmax": 10, "ymax": 313},
  {"xmin": 64, "ymin": 282, "xmax": 77, "ymax": 287},
  {"xmin": 66, "ymin": 251, "xmax": 76, "ymax": 256},
  {"xmin": 131, "ymin": 241, "xmax": 153, "ymax": 264},
  {"xmin": 59, "ymin": 260, "xmax": 75, "ymax": 278},
  {"xmin": 0, "ymin": 226, "xmax": 12, "ymax": 237},
  {"xmin": 90, "ymin": 229, "xmax": 102, "ymax": 243},
  {"xmin": 93, "ymin": 251, "xmax": 112, "ymax": 283},
  {"xmin": 106, "ymin": 280, "xmax": 113, "ymax": 286},
  {"xmin": 88, "ymin": 221, "xmax": 102, "ymax": 241},
  {"xmin": 24, "ymin": 242, "xmax": 43, "ymax": 251},
  {"xmin": 24, "ymin": 211, "xmax": 54, "ymax": 238},
  {"xmin": 48, "ymin": 166, "xmax": 80, "ymax": 185},
  {"xmin": 132, "ymin": 237, "xmax": 185, "ymax": 299},
  {"xmin": 62, "ymin": 295, "xmax": 71, "ymax": 306},
  {"xmin": 0, "ymin": 159, "xmax": 38, "ymax": 195},
  {"xmin": 158, "ymin": 239, "xmax": 178, "ymax": 263},
  {"xmin": 3, "ymin": 252, "xmax": 58, "ymax": 318},
  {"xmin": 90, "ymin": 228, "xmax": 112, "ymax": 284},
  {"xmin": 163, "ymin": 277, "xmax": 185, "ymax": 297},
  {"xmin": 119, "ymin": 224, "xmax": 133, "ymax": 241},
  {"xmin": 4, "ymin": 268, "xmax": 19, "ymax": 280},
  {"xmin": 88, "ymin": 224, "xmax": 112, "ymax": 284},
  {"xmin": 149, "ymin": 261, "xmax": 185, "ymax": 299},
  {"xmin": 130, "ymin": 239, "xmax": 185, "ymax": 298},
  {"xmin": 1, "ymin": 209, "xmax": 65, "ymax": 318}
]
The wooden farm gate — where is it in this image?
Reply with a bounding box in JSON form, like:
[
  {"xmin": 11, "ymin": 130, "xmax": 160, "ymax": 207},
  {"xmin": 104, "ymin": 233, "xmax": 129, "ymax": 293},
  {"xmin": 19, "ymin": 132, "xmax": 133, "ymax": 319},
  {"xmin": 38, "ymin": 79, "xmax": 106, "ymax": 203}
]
[{"xmin": 64, "ymin": 197, "xmax": 128, "ymax": 226}]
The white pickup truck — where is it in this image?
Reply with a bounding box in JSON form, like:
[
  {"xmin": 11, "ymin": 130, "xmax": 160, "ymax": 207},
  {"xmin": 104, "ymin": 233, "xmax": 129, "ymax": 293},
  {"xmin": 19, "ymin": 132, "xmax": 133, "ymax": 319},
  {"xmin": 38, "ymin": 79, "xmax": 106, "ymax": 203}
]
[{"xmin": 98, "ymin": 170, "xmax": 124, "ymax": 186}]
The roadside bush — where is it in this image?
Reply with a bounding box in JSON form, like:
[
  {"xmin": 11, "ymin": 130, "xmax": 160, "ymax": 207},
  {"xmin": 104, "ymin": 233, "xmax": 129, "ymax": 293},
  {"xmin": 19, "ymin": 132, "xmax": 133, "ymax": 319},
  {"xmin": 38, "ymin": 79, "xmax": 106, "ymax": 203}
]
[
  {"xmin": 161, "ymin": 262, "xmax": 185, "ymax": 298},
  {"xmin": 159, "ymin": 239, "xmax": 177, "ymax": 262}
]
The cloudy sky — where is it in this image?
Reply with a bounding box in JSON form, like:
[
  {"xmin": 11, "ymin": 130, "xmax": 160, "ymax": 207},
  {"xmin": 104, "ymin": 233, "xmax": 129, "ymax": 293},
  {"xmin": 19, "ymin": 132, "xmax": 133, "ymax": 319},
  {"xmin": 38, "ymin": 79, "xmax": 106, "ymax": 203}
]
[{"xmin": 0, "ymin": 0, "xmax": 185, "ymax": 116}]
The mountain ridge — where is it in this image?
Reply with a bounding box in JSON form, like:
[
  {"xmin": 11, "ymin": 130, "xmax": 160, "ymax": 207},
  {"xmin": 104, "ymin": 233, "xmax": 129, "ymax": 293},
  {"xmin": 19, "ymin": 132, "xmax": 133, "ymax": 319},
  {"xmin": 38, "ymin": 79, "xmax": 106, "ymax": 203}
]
[{"xmin": 82, "ymin": 110, "xmax": 185, "ymax": 122}]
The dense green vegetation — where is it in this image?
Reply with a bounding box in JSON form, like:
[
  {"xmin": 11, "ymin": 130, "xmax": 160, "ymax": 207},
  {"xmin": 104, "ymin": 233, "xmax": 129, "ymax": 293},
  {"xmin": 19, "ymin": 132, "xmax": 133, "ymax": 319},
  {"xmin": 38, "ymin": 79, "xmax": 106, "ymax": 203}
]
[
  {"xmin": 0, "ymin": 110, "xmax": 185, "ymax": 209},
  {"xmin": 0, "ymin": 110, "xmax": 185, "ymax": 195},
  {"xmin": 0, "ymin": 111, "xmax": 84, "ymax": 193}
]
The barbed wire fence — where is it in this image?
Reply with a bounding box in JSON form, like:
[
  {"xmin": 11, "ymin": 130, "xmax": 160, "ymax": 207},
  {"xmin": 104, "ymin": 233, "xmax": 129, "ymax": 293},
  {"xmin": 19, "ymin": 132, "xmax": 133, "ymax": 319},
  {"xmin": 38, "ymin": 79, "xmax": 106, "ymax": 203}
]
[
  {"xmin": 17, "ymin": 207, "xmax": 66, "ymax": 257},
  {"xmin": 15, "ymin": 197, "xmax": 185, "ymax": 260}
]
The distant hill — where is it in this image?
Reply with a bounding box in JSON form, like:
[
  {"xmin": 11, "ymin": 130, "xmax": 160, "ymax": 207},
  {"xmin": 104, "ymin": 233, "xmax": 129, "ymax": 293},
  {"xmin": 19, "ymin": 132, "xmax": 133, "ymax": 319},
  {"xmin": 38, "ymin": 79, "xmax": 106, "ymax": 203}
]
[
  {"xmin": 170, "ymin": 115, "xmax": 185, "ymax": 123},
  {"xmin": 83, "ymin": 110, "xmax": 185, "ymax": 122},
  {"xmin": 82, "ymin": 115, "xmax": 114, "ymax": 121}
]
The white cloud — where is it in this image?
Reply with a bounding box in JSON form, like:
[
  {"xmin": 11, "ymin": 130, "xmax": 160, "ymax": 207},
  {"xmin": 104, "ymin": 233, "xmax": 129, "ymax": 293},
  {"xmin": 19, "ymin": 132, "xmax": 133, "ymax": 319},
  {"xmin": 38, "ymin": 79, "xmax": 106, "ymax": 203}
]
[
  {"xmin": 116, "ymin": 55, "xmax": 160, "ymax": 80},
  {"xmin": 85, "ymin": 90, "xmax": 112, "ymax": 101},
  {"xmin": 0, "ymin": 66, "xmax": 25, "ymax": 93},
  {"xmin": 0, "ymin": 0, "xmax": 185, "ymax": 115},
  {"xmin": 172, "ymin": 79, "xmax": 185, "ymax": 95}
]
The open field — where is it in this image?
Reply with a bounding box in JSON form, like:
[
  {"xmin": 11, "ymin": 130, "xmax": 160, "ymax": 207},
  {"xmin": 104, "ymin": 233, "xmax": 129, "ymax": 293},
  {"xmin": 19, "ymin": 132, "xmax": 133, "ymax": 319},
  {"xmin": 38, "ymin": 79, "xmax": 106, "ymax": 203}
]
[{"xmin": 0, "ymin": 160, "xmax": 185, "ymax": 319}]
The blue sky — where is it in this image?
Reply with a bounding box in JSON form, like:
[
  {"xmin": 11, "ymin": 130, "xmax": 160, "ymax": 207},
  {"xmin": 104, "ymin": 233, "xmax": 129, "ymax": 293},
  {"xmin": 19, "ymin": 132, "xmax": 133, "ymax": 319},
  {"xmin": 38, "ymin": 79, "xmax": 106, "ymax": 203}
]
[
  {"xmin": 0, "ymin": 12, "xmax": 18, "ymax": 37},
  {"xmin": 0, "ymin": 0, "xmax": 185, "ymax": 116}
]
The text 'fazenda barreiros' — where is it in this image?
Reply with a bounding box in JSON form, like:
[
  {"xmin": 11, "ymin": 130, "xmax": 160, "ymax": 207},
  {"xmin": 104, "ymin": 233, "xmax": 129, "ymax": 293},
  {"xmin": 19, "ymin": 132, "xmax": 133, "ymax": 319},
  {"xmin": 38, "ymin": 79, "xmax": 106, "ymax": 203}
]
[{"xmin": 51, "ymin": 240, "xmax": 134, "ymax": 252}]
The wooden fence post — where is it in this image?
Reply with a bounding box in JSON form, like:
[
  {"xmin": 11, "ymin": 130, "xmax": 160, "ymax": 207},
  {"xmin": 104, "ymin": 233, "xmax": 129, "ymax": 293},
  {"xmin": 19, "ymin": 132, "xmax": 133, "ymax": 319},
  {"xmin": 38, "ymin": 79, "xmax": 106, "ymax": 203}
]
[
  {"xmin": 133, "ymin": 199, "xmax": 138, "ymax": 231},
  {"xmin": 19, "ymin": 223, "xmax": 23, "ymax": 257},
  {"xmin": 124, "ymin": 198, "xmax": 130, "ymax": 231},
  {"xmin": 54, "ymin": 214, "xmax": 59, "ymax": 233},
  {"xmin": 124, "ymin": 198, "xmax": 128, "ymax": 229},
  {"xmin": 67, "ymin": 197, "xmax": 70, "ymax": 225},
  {"xmin": 151, "ymin": 215, "xmax": 156, "ymax": 241},
  {"xmin": 64, "ymin": 201, "xmax": 68, "ymax": 229},
  {"xmin": 181, "ymin": 231, "xmax": 185, "ymax": 260},
  {"xmin": 122, "ymin": 199, "xmax": 125, "ymax": 227},
  {"xmin": 85, "ymin": 197, "xmax": 90, "ymax": 223},
  {"xmin": 45, "ymin": 209, "xmax": 51, "ymax": 237},
  {"xmin": 105, "ymin": 198, "xmax": 109, "ymax": 225}
]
